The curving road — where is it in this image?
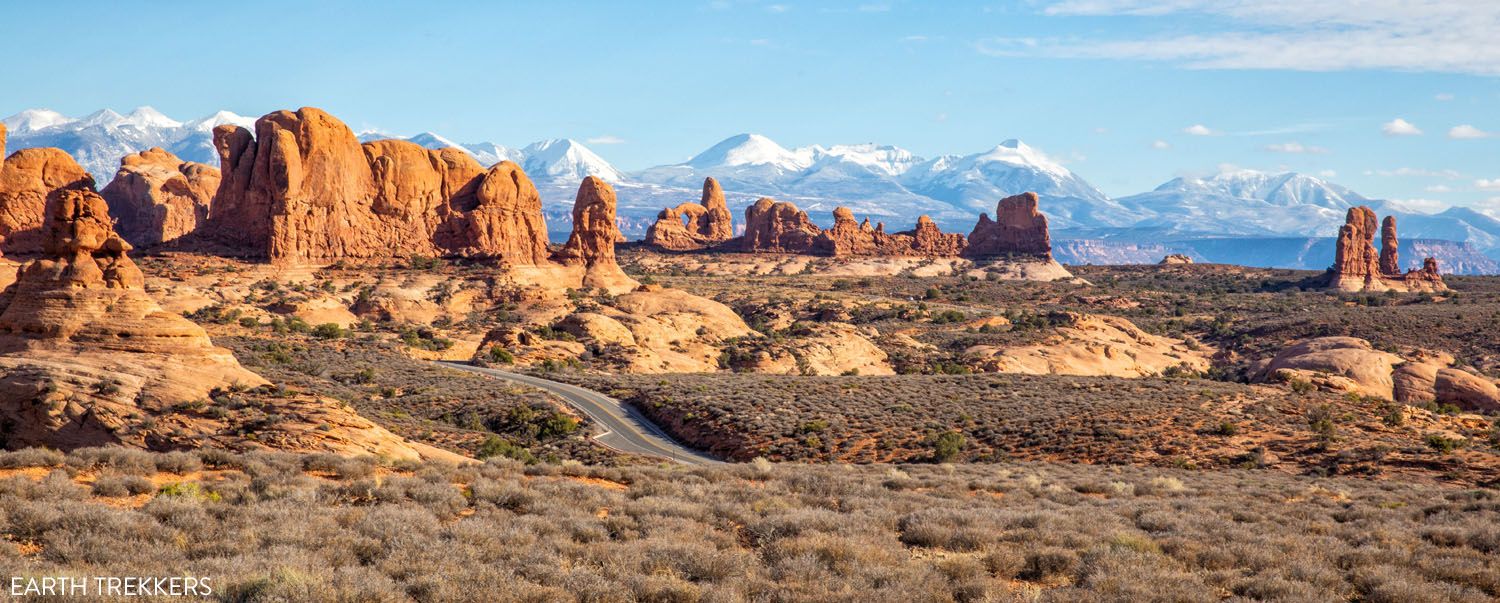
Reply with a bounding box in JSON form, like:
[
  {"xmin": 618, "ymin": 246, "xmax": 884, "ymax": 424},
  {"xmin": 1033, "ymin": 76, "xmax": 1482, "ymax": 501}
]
[{"xmin": 436, "ymin": 361, "xmax": 723, "ymax": 465}]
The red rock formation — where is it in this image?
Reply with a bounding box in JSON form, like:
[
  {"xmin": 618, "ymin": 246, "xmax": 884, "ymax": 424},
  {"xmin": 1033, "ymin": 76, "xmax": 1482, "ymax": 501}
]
[
  {"xmin": 964, "ymin": 192, "xmax": 1051, "ymax": 259},
  {"xmin": 554, "ymin": 176, "xmax": 634, "ymax": 290},
  {"xmin": 435, "ymin": 160, "xmax": 552, "ymax": 264},
  {"xmin": 812, "ymin": 208, "xmax": 966, "ymax": 257},
  {"xmin": 1329, "ymin": 206, "xmax": 1445, "ymax": 292},
  {"xmin": 812, "ymin": 207, "xmax": 877, "ymax": 255},
  {"xmin": 0, "ymin": 132, "xmax": 95, "ymax": 255},
  {"xmin": 1333, "ymin": 206, "xmax": 1380, "ymax": 280},
  {"xmin": 205, "ymin": 107, "xmax": 551, "ymax": 265},
  {"xmin": 0, "ymin": 184, "xmax": 456, "ymax": 459},
  {"xmin": 739, "ymin": 198, "xmax": 822, "ymax": 253},
  {"xmin": 556, "ymin": 176, "xmax": 619, "ymax": 267},
  {"xmin": 701, "ymin": 177, "xmax": 734, "ymax": 242},
  {"xmin": 99, "ymin": 148, "xmax": 220, "ymax": 247},
  {"xmin": 901, "ymin": 215, "xmax": 967, "ymax": 256},
  {"xmin": 644, "ymin": 177, "xmax": 735, "ymax": 251},
  {"xmin": 1379, "ymin": 215, "xmax": 1400, "ymax": 275}
]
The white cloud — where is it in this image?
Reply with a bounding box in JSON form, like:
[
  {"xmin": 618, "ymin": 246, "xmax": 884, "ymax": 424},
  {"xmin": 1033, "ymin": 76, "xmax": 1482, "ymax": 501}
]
[
  {"xmin": 1381, "ymin": 118, "xmax": 1422, "ymax": 136},
  {"xmin": 1183, "ymin": 124, "xmax": 1216, "ymax": 136},
  {"xmin": 1476, "ymin": 178, "xmax": 1500, "ymax": 191},
  {"xmin": 1264, "ymin": 141, "xmax": 1327, "ymax": 154},
  {"xmin": 586, "ymin": 135, "xmax": 625, "ymax": 145},
  {"xmin": 902, "ymin": 35, "xmax": 928, "ymax": 42},
  {"xmin": 1365, "ymin": 167, "xmax": 1462, "ymax": 178},
  {"xmin": 980, "ymin": 2, "xmax": 1500, "ymax": 76},
  {"xmin": 1318, "ymin": 169, "xmax": 1337, "ymax": 178},
  {"xmin": 1435, "ymin": 93, "xmax": 1455, "ymax": 101},
  {"xmin": 766, "ymin": 3, "xmax": 788, "ymax": 12},
  {"xmin": 1448, "ymin": 124, "xmax": 1491, "ymax": 139},
  {"xmin": 1426, "ymin": 184, "xmax": 1453, "ymax": 193},
  {"xmin": 1151, "ymin": 139, "xmax": 1170, "ymax": 149}
]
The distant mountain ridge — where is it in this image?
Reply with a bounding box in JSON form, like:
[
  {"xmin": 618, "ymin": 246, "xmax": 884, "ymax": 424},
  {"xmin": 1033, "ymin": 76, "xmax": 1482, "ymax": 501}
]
[
  {"xmin": 6, "ymin": 107, "xmax": 1500, "ymax": 273},
  {"xmin": 3, "ymin": 107, "xmax": 254, "ymax": 182}
]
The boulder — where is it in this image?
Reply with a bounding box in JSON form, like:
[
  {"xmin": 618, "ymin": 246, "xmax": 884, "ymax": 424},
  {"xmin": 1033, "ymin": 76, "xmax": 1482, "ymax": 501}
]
[
  {"xmin": 740, "ymin": 322, "xmax": 894, "ymax": 376},
  {"xmin": 1435, "ymin": 368, "xmax": 1500, "ymax": 412},
  {"xmin": 1159, "ymin": 254, "xmax": 1193, "ymax": 265},
  {"xmin": 557, "ymin": 312, "xmax": 637, "ymax": 347},
  {"xmin": 99, "ymin": 148, "xmax": 220, "ymax": 247},
  {"xmin": 966, "ymin": 312, "xmax": 1208, "ymax": 377},
  {"xmin": 1258, "ymin": 337, "xmax": 1402, "ymax": 399},
  {"xmin": 964, "ymin": 192, "xmax": 1051, "ymax": 258},
  {"xmin": 1393, "ymin": 360, "xmax": 1441, "ymax": 404}
]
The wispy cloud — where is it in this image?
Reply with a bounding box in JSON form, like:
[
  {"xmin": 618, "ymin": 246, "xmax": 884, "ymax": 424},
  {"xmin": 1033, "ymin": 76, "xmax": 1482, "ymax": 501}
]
[
  {"xmin": 1435, "ymin": 92, "xmax": 1455, "ymax": 101},
  {"xmin": 980, "ymin": 1, "xmax": 1500, "ymax": 75},
  {"xmin": 1365, "ymin": 167, "xmax": 1462, "ymax": 178},
  {"xmin": 1264, "ymin": 141, "xmax": 1327, "ymax": 154},
  {"xmin": 1381, "ymin": 118, "xmax": 1422, "ymax": 136},
  {"xmin": 766, "ymin": 3, "xmax": 789, "ymax": 13},
  {"xmin": 586, "ymin": 135, "xmax": 626, "ymax": 145},
  {"xmin": 1476, "ymin": 178, "xmax": 1500, "ymax": 191},
  {"xmin": 1151, "ymin": 140, "xmax": 1171, "ymax": 149},
  {"xmin": 1448, "ymin": 124, "xmax": 1491, "ymax": 139},
  {"xmin": 1425, "ymin": 184, "xmax": 1452, "ymax": 193},
  {"xmin": 1182, "ymin": 124, "xmax": 1216, "ymax": 136}
]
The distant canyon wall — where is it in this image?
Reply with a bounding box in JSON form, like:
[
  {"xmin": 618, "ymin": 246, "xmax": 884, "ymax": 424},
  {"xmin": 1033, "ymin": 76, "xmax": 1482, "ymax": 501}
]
[{"xmin": 1052, "ymin": 235, "xmax": 1498, "ymax": 275}]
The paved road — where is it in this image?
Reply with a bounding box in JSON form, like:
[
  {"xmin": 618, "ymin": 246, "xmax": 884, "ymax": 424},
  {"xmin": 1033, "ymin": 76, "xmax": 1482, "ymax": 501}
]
[{"xmin": 436, "ymin": 361, "xmax": 723, "ymax": 465}]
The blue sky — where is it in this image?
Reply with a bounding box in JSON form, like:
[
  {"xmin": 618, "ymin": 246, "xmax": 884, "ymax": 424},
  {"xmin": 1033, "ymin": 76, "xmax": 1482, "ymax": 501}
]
[{"xmin": 4, "ymin": 0, "xmax": 1498, "ymax": 209}]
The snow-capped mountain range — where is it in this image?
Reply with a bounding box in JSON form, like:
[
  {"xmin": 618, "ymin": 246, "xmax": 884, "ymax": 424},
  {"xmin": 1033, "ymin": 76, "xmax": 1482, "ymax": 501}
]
[
  {"xmin": 2, "ymin": 107, "xmax": 255, "ymax": 183},
  {"xmin": 6, "ymin": 107, "xmax": 1500, "ymax": 272}
]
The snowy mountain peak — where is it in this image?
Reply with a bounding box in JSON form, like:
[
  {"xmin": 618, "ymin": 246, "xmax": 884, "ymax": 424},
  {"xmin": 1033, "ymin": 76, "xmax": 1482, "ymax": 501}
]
[
  {"xmin": 973, "ymin": 139, "xmax": 1071, "ymax": 178},
  {"xmin": 78, "ymin": 109, "xmax": 125, "ymax": 128},
  {"xmin": 816, "ymin": 143, "xmax": 922, "ymax": 176},
  {"xmin": 2, "ymin": 109, "xmax": 75, "ymax": 133},
  {"xmin": 122, "ymin": 106, "xmax": 181, "ymax": 129},
  {"xmin": 1156, "ymin": 169, "xmax": 1362, "ymax": 211},
  {"xmin": 689, "ymin": 133, "xmax": 814, "ymax": 171},
  {"xmin": 520, "ymin": 138, "xmax": 623, "ymax": 183},
  {"xmin": 185, "ymin": 110, "xmax": 254, "ymax": 132},
  {"xmin": 406, "ymin": 131, "xmax": 466, "ymax": 151}
]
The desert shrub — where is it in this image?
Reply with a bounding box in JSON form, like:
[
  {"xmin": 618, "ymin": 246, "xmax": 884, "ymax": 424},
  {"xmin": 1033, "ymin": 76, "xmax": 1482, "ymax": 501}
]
[
  {"xmin": 91, "ymin": 474, "xmax": 155, "ymax": 497},
  {"xmin": 66, "ymin": 447, "xmax": 158, "ymax": 475},
  {"xmin": 1021, "ymin": 547, "xmax": 1079, "ymax": 581},
  {"xmin": 312, "ymin": 322, "xmax": 347, "ymax": 340},
  {"xmin": 0, "ymin": 448, "xmax": 65, "ymax": 469}
]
